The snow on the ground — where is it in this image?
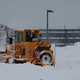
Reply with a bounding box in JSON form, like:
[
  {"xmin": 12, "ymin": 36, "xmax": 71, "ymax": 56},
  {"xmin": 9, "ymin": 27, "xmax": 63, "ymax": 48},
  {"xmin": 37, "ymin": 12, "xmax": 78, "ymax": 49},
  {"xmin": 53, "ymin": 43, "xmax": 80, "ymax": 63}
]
[
  {"xmin": 0, "ymin": 42, "xmax": 80, "ymax": 80},
  {"xmin": 56, "ymin": 42, "xmax": 80, "ymax": 69}
]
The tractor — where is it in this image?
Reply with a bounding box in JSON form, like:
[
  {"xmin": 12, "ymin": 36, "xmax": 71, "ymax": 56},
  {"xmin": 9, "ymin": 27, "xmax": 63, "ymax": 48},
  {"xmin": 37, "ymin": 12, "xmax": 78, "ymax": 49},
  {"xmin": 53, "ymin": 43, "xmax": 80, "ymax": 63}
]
[{"xmin": 3, "ymin": 29, "xmax": 56, "ymax": 66}]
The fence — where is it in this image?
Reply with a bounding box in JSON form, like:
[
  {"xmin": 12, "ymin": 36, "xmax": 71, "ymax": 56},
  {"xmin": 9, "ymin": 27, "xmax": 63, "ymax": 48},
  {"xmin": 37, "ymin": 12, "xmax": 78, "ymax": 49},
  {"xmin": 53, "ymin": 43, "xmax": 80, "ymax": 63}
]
[
  {"xmin": 40, "ymin": 29, "xmax": 80, "ymax": 46},
  {"xmin": 0, "ymin": 26, "xmax": 80, "ymax": 47}
]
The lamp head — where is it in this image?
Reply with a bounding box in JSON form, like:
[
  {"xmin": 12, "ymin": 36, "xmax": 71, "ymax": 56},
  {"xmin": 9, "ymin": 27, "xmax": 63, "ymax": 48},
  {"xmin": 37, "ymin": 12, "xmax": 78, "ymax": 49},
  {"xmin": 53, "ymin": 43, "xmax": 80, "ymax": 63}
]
[{"xmin": 47, "ymin": 10, "xmax": 53, "ymax": 12}]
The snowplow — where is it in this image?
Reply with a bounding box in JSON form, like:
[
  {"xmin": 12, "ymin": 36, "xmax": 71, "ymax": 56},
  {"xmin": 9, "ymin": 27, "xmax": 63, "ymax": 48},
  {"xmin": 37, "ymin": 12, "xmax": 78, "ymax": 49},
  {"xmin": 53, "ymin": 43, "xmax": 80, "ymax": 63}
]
[{"xmin": 1, "ymin": 29, "xmax": 56, "ymax": 66}]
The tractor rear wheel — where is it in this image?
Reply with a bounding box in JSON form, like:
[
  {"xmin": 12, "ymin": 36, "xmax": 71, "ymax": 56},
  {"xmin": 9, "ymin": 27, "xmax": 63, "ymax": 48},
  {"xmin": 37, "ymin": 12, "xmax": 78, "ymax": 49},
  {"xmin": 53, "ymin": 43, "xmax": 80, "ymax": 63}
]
[{"xmin": 5, "ymin": 59, "xmax": 8, "ymax": 63}]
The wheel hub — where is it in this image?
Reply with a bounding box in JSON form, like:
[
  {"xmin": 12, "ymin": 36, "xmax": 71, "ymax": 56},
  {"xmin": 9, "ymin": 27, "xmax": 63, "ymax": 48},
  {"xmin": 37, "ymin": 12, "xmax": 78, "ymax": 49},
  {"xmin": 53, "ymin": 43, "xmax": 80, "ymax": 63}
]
[{"xmin": 41, "ymin": 54, "xmax": 51, "ymax": 64}]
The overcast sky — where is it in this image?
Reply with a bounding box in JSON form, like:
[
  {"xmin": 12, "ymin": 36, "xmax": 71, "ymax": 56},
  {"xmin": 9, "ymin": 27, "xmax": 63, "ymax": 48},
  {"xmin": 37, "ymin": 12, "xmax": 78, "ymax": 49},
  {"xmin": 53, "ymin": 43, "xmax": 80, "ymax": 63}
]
[{"xmin": 0, "ymin": 0, "xmax": 80, "ymax": 29}]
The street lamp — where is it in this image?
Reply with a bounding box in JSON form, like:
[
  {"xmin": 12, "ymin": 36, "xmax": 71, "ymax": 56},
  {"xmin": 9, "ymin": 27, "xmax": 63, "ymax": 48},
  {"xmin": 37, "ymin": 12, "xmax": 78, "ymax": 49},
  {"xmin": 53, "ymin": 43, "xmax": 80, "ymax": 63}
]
[{"xmin": 47, "ymin": 10, "xmax": 53, "ymax": 39}]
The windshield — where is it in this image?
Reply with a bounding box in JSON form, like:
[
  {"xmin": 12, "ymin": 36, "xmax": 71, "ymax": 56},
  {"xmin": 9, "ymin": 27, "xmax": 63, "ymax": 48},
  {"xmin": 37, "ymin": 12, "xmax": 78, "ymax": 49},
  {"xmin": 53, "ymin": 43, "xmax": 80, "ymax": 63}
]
[{"xmin": 26, "ymin": 31, "xmax": 38, "ymax": 42}]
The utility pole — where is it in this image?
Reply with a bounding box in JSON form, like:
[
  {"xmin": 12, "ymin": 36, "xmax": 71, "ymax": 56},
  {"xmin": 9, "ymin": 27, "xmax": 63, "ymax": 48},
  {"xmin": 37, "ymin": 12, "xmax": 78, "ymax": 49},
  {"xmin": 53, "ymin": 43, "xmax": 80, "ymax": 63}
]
[{"xmin": 47, "ymin": 10, "xmax": 53, "ymax": 40}]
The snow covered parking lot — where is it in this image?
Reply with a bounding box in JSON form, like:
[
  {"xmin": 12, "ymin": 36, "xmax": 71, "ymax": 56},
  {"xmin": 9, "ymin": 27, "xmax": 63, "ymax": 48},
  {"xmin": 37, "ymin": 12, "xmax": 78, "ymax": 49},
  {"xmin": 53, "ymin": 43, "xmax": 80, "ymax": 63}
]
[{"xmin": 0, "ymin": 42, "xmax": 80, "ymax": 80}]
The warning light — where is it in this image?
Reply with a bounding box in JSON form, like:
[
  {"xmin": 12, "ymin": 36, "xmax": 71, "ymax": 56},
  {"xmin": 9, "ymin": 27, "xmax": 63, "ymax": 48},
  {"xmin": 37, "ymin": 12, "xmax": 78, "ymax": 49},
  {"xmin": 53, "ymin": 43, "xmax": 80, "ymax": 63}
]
[{"xmin": 31, "ymin": 30, "xmax": 34, "ymax": 33}]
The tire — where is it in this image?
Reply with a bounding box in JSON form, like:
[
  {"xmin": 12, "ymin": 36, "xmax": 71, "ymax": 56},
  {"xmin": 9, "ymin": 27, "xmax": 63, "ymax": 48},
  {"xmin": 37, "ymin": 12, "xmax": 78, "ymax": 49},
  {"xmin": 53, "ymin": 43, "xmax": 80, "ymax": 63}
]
[
  {"xmin": 5, "ymin": 59, "xmax": 8, "ymax": 63},
  {"xmin": 40, "ymin": 53, "xmax": 52, "ymax": 64}
]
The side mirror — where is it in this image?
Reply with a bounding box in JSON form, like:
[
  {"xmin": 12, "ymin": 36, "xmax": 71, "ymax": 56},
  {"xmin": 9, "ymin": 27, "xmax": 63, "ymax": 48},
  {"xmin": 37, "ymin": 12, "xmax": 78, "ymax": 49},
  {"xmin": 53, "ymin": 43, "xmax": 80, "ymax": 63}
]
[
  {"xmin": 39, "ymin": 34, "xmax": 42, "ymax": 37},
  {"xmin": 39, "ymin": 34, "xmax": 41, "ymax": 41},
  {"xmin": 9, "ymin": 38, "xmax": 13, "ymax": 44}
]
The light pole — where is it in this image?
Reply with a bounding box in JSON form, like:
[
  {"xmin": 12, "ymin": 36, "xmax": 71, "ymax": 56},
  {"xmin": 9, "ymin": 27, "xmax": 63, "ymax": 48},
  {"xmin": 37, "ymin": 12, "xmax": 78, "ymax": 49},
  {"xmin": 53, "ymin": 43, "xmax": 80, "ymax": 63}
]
[{"xmin": 47, "ymin": 10, "xmax": 53, "ymax": 39}]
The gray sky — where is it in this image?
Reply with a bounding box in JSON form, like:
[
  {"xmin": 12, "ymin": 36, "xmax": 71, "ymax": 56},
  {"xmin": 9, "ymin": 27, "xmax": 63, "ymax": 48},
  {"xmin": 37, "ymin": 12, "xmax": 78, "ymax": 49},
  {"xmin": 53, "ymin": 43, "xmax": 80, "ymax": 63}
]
[{"xmin": 0, "ymin": 0, "xmax": 80, "ymax": 29}]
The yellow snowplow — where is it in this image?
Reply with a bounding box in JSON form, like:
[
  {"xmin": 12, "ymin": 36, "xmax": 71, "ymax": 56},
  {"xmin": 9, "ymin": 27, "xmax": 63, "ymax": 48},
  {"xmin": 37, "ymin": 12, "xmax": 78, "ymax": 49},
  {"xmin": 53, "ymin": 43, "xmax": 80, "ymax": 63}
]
[{"xmin": 2, "ymin": 29, "xmax": 56, "ymax": 66}]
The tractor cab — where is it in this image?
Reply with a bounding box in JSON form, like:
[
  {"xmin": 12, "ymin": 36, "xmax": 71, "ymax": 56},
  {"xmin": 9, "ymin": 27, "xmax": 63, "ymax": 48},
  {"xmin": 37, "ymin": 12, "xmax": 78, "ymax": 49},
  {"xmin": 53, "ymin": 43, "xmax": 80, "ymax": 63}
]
[
  {"xmin": 25, "ymin": 29, "xmax": 40, "ymax": 42},
  {"xmin": 15, "ymin": 29, "xmax": 40, "ymax": 43},
  {"xmin": 14, "ymin": 29, "xmax": 40, "ymax": 50}
]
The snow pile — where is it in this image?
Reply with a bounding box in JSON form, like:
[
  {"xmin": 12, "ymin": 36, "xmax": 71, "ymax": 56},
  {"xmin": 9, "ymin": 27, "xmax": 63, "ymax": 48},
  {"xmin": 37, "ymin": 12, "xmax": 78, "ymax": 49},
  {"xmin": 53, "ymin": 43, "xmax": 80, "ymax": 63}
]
[
  {"xmin": 0, "ymin": 29, "xmax": 6, "ymax": 50},
  {"xmin": 0, "ymin": 42, "xmax": 80, "ymax": 80},
  {"xmin": 56, "ymin": 42, "xmax": 80, "ymax": 69}
]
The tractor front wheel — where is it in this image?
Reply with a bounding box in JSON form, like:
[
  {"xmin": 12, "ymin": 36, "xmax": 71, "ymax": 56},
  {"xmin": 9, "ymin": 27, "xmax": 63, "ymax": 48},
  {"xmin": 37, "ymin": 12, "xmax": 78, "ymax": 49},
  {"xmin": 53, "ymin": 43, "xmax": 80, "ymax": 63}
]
[{"xmin": 40, "ymin": 53, "xmax": 52, "ymax": 64}]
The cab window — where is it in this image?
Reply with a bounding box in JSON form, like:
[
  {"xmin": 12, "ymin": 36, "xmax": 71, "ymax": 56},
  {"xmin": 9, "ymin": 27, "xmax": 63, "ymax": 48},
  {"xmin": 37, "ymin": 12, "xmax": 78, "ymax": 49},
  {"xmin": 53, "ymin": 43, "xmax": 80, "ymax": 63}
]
[
  {"xmin": 18, "ymin": 32, "xmax": 21, "ymax": 42},
  {"xmin": 26, "ymin": 31, "xmax": 30, "ymax": 41},
  {"xmin": 30, "ymin": 32, "xmax": 38, "ymax": 38},
  {"xmin": 34, "ymin": 32, "xmax": 37, "ymax": 38},
  {"xmin": 26, "ymin": 31, "xmax": 38, "ymax": 42}
]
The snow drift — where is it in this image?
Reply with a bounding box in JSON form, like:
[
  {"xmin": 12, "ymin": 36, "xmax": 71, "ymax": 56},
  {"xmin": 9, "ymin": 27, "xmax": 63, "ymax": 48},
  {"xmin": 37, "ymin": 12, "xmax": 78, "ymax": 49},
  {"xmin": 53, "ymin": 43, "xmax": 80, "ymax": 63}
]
[{"xmin": 0, "ymin": 28, "xmax": 6, "ymax": 50}]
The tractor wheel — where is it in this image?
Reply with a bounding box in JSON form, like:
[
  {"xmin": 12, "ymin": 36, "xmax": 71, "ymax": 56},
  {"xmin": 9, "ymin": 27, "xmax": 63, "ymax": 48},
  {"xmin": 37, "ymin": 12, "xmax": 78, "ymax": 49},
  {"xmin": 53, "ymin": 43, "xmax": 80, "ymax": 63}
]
[
  {"xmin": 40, "ymin": 53, "xmax": 52, "ymax": 64},
  {"xmin": 5, "ymin": 59, "xmax": 8, "ymax": 63}
]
